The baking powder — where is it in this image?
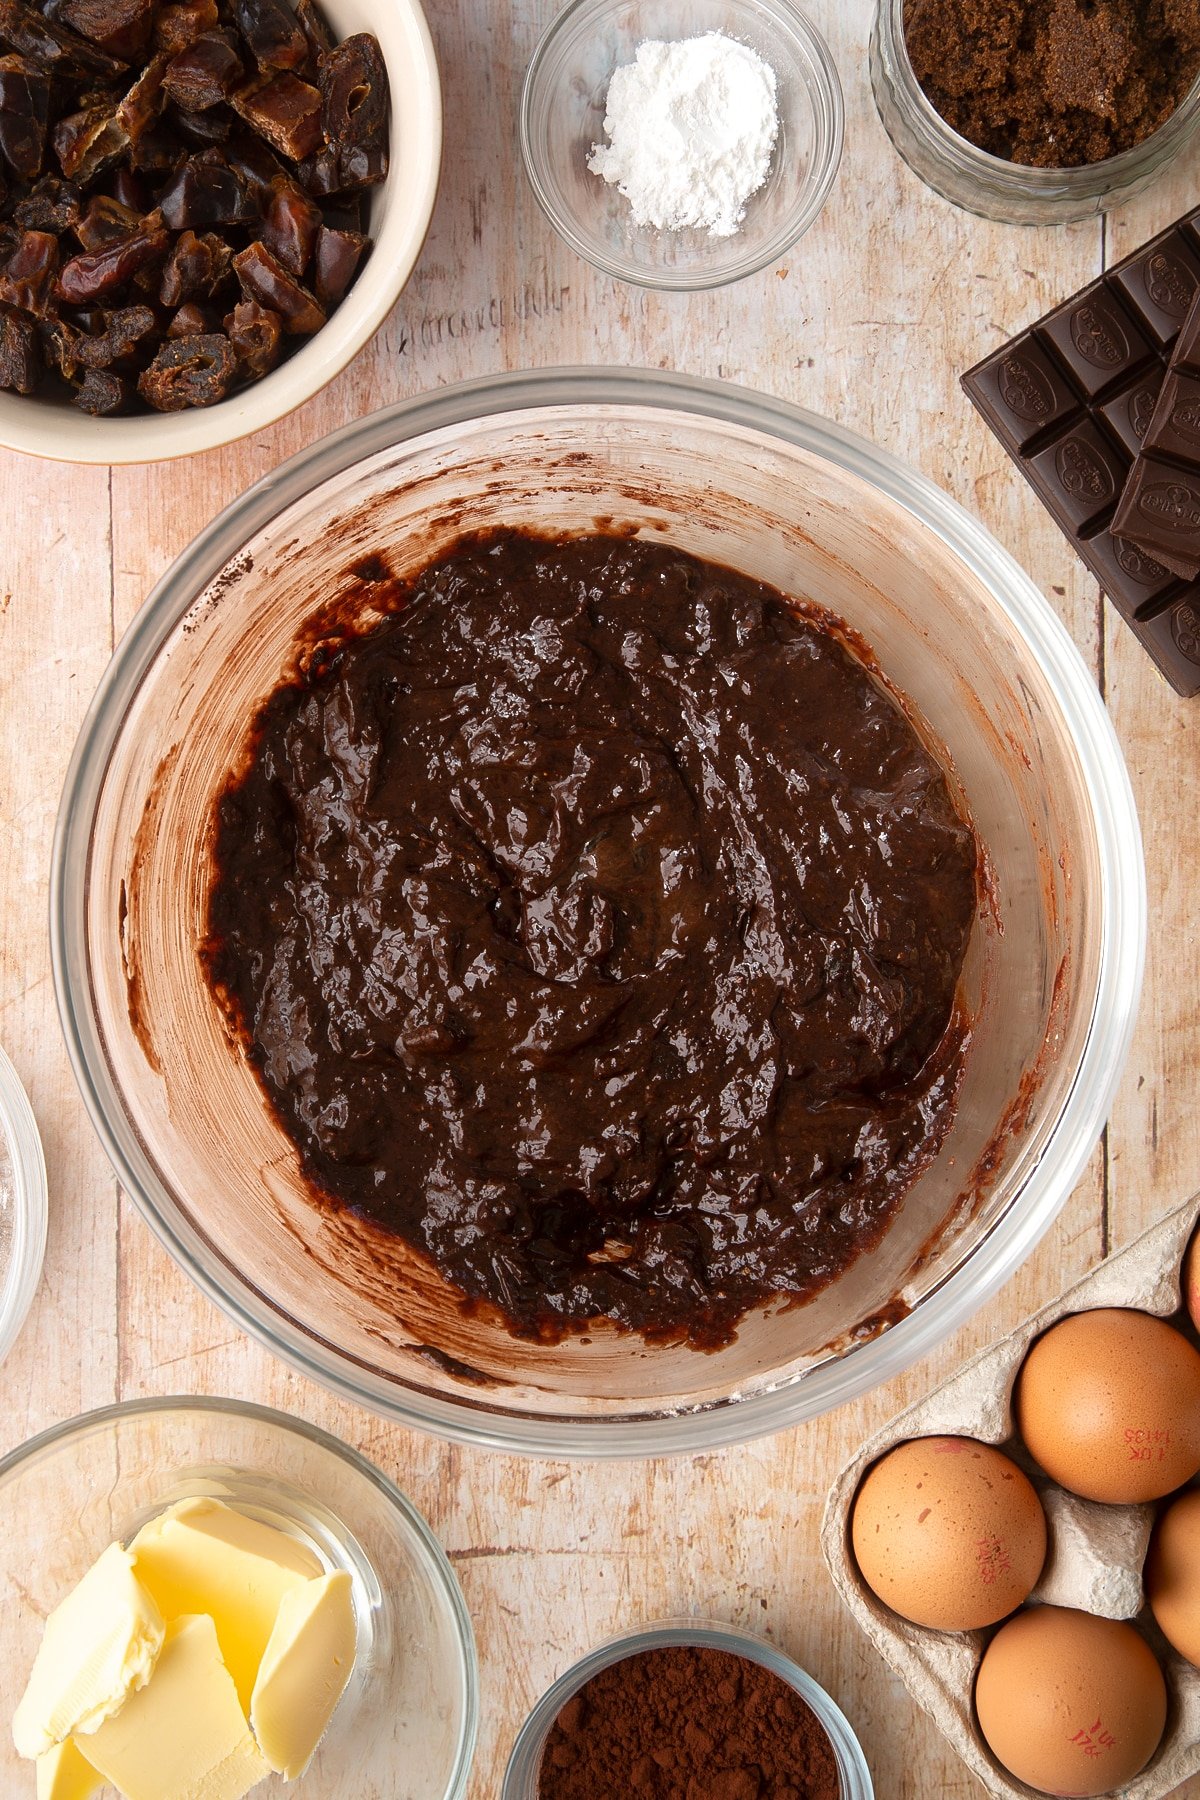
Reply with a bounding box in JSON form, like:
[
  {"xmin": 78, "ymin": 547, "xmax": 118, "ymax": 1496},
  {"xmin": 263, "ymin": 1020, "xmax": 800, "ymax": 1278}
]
[{"xmin": 587, "ymin": 32, "xmax": 780, "ymax": 240}]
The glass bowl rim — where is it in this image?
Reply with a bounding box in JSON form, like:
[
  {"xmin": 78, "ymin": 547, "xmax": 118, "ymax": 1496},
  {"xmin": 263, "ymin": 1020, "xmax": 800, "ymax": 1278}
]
[
  {"xmin": 0, "ymin": 1392, "xmax": 480, "ymax": 1800},
  {"xmin": 501, "ymin": 1616, "xmax": 873, "ymax": 1798},
  {"xmin": 50, "ymin": 365, "xmax": 1146, "ymax": 1458},
  {"xmin": 872, "ymin": 0, "xmax": 1200, "ymax": 209},
  {"xmin": 518, "ymin": 0, "xmax": 845, "ymax": 291},
  {"xmin": 0, "ymin": 1041, "xmax": 48, "ymax": 1372}
]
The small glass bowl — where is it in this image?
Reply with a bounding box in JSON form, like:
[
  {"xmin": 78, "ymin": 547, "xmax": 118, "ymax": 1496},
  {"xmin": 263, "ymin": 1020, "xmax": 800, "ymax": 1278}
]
[
  {"xmin": 0, "ymin": 1397, "xmax": 478, "ymax": 1800},
  {"xmin": 0, "ymin": 1042, "xmax": 47, "ymax": 1370},
  {"xmin": 502, "ymin": 1618, "xmax": 874, "ymax": 1798},
  {"xmin": 871, "ymin": 0, "xmax": 1200, "ymax": 225},
  {"xmin": 520, "ymin": 0, "xmax": 843, "ymax": 289}
]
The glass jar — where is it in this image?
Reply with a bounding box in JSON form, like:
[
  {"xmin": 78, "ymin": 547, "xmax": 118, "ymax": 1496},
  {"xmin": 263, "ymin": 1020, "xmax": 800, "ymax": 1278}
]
[{"xmin": 871, "ymin": 0, "xmax": 1200, "ymax": 226}]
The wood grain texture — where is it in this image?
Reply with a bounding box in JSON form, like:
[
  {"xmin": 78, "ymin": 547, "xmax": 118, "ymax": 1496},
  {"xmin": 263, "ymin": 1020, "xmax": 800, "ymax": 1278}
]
[{"xmin": 1, "ymin": 0, "xmax": 1197, "ymax": 1795}]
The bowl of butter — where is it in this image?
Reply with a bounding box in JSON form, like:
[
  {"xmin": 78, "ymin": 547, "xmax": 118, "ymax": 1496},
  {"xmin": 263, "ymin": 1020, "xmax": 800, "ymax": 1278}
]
[{"xmin": 0, "ymin": 1397, "xmax": 477, "ymax": 1800}]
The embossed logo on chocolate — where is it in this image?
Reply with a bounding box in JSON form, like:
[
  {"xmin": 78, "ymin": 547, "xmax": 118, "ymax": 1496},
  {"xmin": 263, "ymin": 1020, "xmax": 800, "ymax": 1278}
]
[
  {"xmin": 1055, "ymin": 439, "xmax": 1113, "ymax": 503},
  {"xmin": 1170, "ymin": 395, "xmax": 1200, "ymax": 445},
  {"xmin": 999, "ymin": 353, "xmax": 1053, "ymax": 422},
  {"xmin": 1131, "ymin": 389, "xmax": 1158, "ymax": 442},
  {"xmin": 1146, "ymin": 252, "xmax": 1197, "ymax": 316},
  {"xmin": 1138, "ymin": 481, "xmax": 1200, "ymax": 531},
  {"xmin": 1071, "ymin": 302, "xmax": 1127, "ymax": 368},
  {"xmin": 1172, "ymin": 603, "xmax": 1200, "ymax": 663},
  {"xmin": 1114, "ymin": 537, "xmax": 1169, "ymax": 584}
]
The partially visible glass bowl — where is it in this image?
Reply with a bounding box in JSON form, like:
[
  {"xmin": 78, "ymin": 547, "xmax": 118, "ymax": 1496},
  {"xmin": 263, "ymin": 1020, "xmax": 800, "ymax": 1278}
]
[
  {"xmin": 51, "ymin": 367, "xmax": 1144, "ymax": 1457},
  {"xmin": 0, "ymin": 1397, "xmax": 477, "ymax": 1800},
  {"xmin": 501, "ymin": 1619, "xmax": 873, "ymax": 1798},
  {"xmin": 0, "ymin": 1041, "xmax": 47, "ymax": 1370},
  {"xmin": 521, "ymin": 0, "xmax": 843, "ymax": 289},
  {"xmin": 871, "ymin": 0, "xmax": 1200, "ymax": 225}
]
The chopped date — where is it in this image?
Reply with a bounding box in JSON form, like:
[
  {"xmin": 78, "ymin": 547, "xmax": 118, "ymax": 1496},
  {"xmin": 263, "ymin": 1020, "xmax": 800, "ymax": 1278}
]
[
  {"xmin": 75, "ymin": 300, "xmax": 156, "ymax": 366},
  {"xmin": 74, "ymin": 364, "xmax": 128, "ymax": 410},
  {"xmin": 75, "ymin": 192, "xmax": 140, "ymax": 248},
  {"xmin": 311, "ymin": 221, "xmax": 362, "ymax": 307},
  {"xmin": 115, "ymin": 53, "xmax": 169, "ymax": 146},
  {"xmin": 292, "ymin": 0, "xmax": 330, "ymax": 65},
  {"xmin": 158, "ymin": 224, "xmax": 230, "ymax": 302},
  {"xmin": 233, "ymin": 0, "xmax": 305, "ymax": 72},
  {"xmin": 40, "ymin": 311, "xmax": 81, "ymax": 377},
  {"xmin": 52, "ymin": 99, "xmax": 130, "ymax": 182},
  {"xmin": 11, "ymin": 173, "xmax": 81, "ymax": 232},
  {"xmin": 136, "ymin": 326, "xmax": 235, "ymax": 406},
  {"xmin": 56, "ymin": 218, "xmax": 167, "ymax": 300},
  {"xmin": 0, "ymin": 297, "xmax": 39, "ymax": 389},
  {"xmin": 152, "ymin": 0, "xmax": 217, "ymax": 55},
  {"xmin": 224, "ymin": 295, "xmax": 278, "ymax": 373},
  {"xmin": 0, "ymin": 0, "xmax": 128, "ymax": 79},
  {"xmin": 162, "ymin": 29, "xmax": 242, "ymax": 110},
  {"xmin": 261, "ymin": 175, "xmax": 319, "ymax": 274},
  {"xmin": 318, "ymin": 34, "xmax": 388, "ymax": 191},
  {"xmin": 171, "ymin": 100, "xmax": 233, "ymax": 142},
  {"xmin": 126, "ymin": 119, "xmax": 179, "ymax": 169},
  {"xmin": 157, "ymin": 147, "xmax": 254, "ymax": 225},
  {"xmin": 109, "ymin": 162, "xmax": 147, "ymax": 208},
  {"xmin": 231, "ymin": 70, "xmax": 320, "ymax": 161},
  {"xmin": 57, "ymin": 0, "xmax": 154, "ymax": 62},
  {"xmin": 0, "ymin": 226, "xmax": 59, "ymax": 312},
  {"xmin": 222, "ymin": 125, "xmax": 284, "ymax": 197},
  {"xmin": 232, "ymin": 238, "xmax": 321, "ymax": 331},
  {"xmin": 166, "ymin": 297, "xmax": 208, "ymax": 333},
  {"xmin": 0, "ymin": 54, "xmax": 50, "ymax": 182}
]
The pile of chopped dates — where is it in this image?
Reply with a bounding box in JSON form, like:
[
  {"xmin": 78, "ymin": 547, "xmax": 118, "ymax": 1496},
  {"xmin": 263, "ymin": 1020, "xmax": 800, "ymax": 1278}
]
[{"xmin": 0, "ymin": 0, "xmax": 387, "ymax": 413}]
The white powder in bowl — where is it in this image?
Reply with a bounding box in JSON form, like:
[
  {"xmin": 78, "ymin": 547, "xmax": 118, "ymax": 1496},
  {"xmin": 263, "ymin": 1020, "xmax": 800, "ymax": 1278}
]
[{"xmin": 587, "ymin": 31, "xmax": 780, "ymax": 240}]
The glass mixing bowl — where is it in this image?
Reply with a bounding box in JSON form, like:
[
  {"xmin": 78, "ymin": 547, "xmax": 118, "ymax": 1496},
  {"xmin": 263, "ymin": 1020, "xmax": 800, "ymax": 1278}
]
[
  {"xmin": 0, "ymin": 1397, "xmax": 477, "ymax": 1800},
  {"xmin": 51, "ymin": 368, "xmax": 1145, "ymax": 1456}
]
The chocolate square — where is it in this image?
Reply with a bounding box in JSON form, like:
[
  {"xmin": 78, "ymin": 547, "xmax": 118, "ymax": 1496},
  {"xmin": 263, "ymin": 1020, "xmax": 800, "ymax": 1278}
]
[
  {"xmin": 962, "ymin": 335, "xmax": 1078, "ymax": 453},
  {"xmin": 1039, "ymin": 290, "xmax": 1154, "ymax": 399},
  {"xmin": 1099, "ymin": 374, "xmax": 1164, "ymax": 460},
  {"xmin": 1079, "ymin": 526, "xmax": 1177, "ymax": 614},
  {"xmin": 1029, "ymin": 420, "xmax": 1125, "ymax": 532},
  {"xmin": 1112, "ymin": 239, "xmax": 1200, "ymax": 347}
]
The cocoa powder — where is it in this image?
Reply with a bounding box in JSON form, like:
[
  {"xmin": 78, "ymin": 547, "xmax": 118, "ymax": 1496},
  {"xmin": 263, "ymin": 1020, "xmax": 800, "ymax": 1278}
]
[
  {"xmin": 904, "ymin": 0, "xmax": 1200, "ymax": 168},
  {"xmin": 536, "ymin": 1645, "xmax": 842, "ymax": 1800}
]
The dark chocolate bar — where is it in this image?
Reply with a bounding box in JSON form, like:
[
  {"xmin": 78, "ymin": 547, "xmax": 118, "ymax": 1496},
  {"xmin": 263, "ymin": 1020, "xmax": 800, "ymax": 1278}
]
[
  {"xmin": 1111, "ymin": 288, "xmax": 1200, "ymax": 582},
  {"xmin": 962, "ymin": 210, "xmax": 1200, "ymax": 697}
]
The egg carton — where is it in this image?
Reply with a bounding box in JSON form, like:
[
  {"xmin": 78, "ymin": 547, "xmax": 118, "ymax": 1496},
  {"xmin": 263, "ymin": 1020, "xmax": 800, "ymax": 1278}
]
[{"xmin": 821, "ymin": 1193, "xmax": 1200, "ymax": 1800}]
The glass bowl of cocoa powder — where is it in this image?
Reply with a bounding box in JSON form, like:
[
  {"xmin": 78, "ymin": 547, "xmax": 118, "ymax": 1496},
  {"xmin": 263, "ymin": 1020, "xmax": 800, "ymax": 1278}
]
[
  {"xmin": 871, "ymin": 0, "xmax": 1200, "ymax": 225},
  {"xmin": 501, "ymin": 1619, "xmax": 873, "ymax": 1799}
]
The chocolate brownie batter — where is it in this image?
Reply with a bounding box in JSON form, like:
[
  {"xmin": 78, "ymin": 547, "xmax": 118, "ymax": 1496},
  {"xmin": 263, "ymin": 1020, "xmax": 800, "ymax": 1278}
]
[
  {"xmin": 905, "ymin": 0, "xmax": 1200, "ymax": 168},
  {"xmin": 205, "ymin": 532, "xmax": 978, "ymax": 1348}
]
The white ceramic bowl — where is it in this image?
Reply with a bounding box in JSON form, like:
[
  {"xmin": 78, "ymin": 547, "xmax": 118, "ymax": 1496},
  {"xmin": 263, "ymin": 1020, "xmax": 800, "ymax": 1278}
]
[{"xmin": 0, "ymin": 0, "xmax": 441, "ymax": 465}]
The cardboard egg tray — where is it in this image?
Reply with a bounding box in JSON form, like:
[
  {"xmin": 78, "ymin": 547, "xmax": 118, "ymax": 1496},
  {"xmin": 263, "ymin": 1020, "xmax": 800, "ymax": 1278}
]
[{"xmin": 821, "ymin": 1192, "xmax": 1200, "ymax": 1799}]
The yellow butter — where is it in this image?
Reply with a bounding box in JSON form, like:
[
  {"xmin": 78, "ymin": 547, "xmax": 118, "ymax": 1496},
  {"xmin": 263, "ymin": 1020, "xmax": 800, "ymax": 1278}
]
[
  {"xmin": 13, "ymin": 1543, "xmax": 165, "ymax": 1759},
  {"xmin": 83, "ymin": 1613, "xmax": 269, "ymax": 1800},
  {"xmin": 250, "ymin": 1571, "xmax": 356, "ymax": 1779},
  {"xmin": 35, "ymin": 1738, "xmax": 103, "ymax": 1800},
  {"xmin": 130, "ymin": 1498, "xmax": 321, "ymax": 1711}
]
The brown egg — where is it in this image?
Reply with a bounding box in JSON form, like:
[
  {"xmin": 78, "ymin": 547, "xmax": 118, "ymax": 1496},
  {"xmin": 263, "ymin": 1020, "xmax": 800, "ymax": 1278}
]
[
  {"xmin": 1147, "ymin": 1486, "xmax": 1200, "ymax": 1667},
  {"xmin": 1014, "ymin": 1308, "xmax": 1200, "ymax": 1504},
  {"xmin": 1185, "ymin": 1230, "xmax": 1200, "ymax": 1336},
  {"xmin": 850, "ymin": 1435, "xmax": 1046, "ymax": 1631},
  {"xmin": 975, "ymin": 1606, "xmax": 1166, "ymax": 1797}
]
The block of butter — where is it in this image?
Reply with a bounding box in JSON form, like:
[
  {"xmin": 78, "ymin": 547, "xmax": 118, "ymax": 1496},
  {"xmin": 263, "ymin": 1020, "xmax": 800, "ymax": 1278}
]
[
  {"xmin": 13, "ymin": 1543, "xmax": 165, "ymax": 1759},
  {"xmin": 251, "ymin": 1571, "xmax": 356, "ymax": 1779},
  {"xmin": 131, "ymin": 1498, "xmax": 322, "ymax": 1712},
  {"xmin": 35, "ymin": 1738, "xmax": 102, "ymax": 1800},
  {"xmin": 83, "ymin": 1614, "xmax": 269, "ymax": 1800}
]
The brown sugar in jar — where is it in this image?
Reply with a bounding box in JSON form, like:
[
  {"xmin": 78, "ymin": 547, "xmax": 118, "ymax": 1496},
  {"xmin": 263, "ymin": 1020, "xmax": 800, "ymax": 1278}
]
[
  {"xmin": 536, "ymin": 1645, "xmax": 842, "ymax": 1800},
  {"xmin": 904, "ymin": 0, "xmax": 1200, "ymax": 168}
]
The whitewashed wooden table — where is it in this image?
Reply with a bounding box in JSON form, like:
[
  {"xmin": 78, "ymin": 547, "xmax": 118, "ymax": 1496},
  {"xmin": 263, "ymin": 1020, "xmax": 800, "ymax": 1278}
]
[{"xmin": 3, "ymin": 2, "xmax": 1200, "ymax": 1794}]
